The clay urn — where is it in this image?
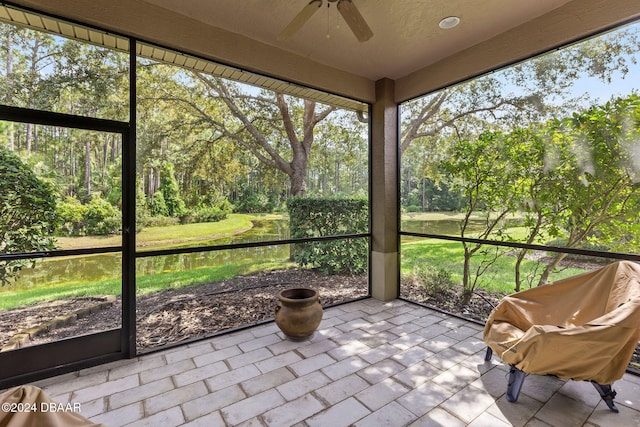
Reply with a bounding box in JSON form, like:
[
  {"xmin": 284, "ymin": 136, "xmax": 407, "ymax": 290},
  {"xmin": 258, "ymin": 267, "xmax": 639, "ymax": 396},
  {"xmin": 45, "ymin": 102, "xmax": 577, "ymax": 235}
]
[{"xmin": 274, "ymin": 288, "xmax": 323, "ymax": 341}]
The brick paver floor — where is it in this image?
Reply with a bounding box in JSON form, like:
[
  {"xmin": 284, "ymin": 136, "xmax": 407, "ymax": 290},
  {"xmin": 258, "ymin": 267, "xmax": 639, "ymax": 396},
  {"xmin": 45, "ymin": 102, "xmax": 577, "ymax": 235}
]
[{"xmin": 23, "ymin": 299, "xmax": 640, "ymax": 426}]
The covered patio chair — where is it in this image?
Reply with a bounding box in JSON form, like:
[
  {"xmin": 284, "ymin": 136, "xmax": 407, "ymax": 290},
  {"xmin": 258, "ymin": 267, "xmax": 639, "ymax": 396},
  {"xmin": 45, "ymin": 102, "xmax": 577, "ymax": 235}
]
[
  {"xmin": 0, "ymin": 385, "xmax": 104, "ymax": 427},
  {"xmin": 483, "ymin": 260, "xmax": 640, "ymax": 412}
]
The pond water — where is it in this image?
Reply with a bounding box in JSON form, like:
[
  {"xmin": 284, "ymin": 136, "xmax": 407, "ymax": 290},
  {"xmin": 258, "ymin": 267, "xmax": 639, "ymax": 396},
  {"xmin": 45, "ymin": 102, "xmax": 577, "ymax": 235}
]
[
  {"xmin": 7, "ymin": 219, "xmax": 291, "ymax": 290},
  {"xmin": 8, "ymin": 217, "xmax": 500, "ymax": 291}
]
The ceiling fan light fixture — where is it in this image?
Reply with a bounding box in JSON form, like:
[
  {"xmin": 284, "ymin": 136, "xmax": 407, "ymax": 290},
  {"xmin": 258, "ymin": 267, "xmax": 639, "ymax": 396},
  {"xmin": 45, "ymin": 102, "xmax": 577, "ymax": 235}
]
[
  {"xmin": 336, "ymin": 0, "xmax": 373, "ymax": 42},
  {"xmin": 438, "ymin": 16, "xmax": 460, "ymax": 30},
  {"xmin": 279, "ymin": 0, "xmax": 373, "ymax": 42},
  {"xmin": 278, "ymin": 0, "xmax": 322, "ymax": 41}
]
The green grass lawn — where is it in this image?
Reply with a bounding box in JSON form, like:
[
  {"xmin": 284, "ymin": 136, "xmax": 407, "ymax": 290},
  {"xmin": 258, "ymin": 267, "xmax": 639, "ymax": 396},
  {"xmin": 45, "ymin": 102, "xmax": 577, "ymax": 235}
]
[
  {"xmin": 401, "ymin": 237, "xmax": 588, "ymax": 294},
  {"xmin": 0, "ymin": 214, "xmax": 289, "ymax": 310},
  {"xmin": 55, "ymin": 213, "xmax": 256, "ymax": 250},
  {"xmin": 2, "ymin": 212, "xmax": 590, "ymax": 311},
  {"xmin": 0, "ymin": 259, "xmax": 296, "ymax": 311}
]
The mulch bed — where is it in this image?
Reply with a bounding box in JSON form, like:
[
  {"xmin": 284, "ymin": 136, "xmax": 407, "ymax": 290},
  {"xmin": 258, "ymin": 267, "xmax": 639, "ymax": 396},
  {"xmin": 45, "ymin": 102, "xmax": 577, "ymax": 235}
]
[{"xmin": 2, "ymin": 268, "xmax": 368, "ymax": 351}]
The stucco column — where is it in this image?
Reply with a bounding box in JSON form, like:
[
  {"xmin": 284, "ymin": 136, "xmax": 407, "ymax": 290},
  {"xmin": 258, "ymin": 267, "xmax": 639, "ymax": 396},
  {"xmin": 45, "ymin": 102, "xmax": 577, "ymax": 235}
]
[{"xmin": 370, "ymin": 78, "xmax": 398, "ymax": 301}]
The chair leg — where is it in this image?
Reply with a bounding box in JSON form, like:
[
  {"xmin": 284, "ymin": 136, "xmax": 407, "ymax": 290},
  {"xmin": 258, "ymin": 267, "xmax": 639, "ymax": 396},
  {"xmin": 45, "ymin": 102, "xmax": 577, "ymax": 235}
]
[
  {"xmin": 591, "ymin": 382, "xmax": 619, "ymax": 413},
  {"xmin": 484, "ymin": 347, "xmax": 493, "ymax": 362},
  {"xmin": 506, "ymin": 366, "xmax": 527, "ymax": 402}
]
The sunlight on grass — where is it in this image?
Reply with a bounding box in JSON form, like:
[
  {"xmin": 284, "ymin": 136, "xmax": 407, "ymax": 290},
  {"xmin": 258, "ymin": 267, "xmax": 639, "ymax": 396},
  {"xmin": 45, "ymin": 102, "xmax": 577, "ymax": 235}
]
[
  {"xmin": 401, "ymin": 238, "xmax": 588, "ymax": 294},
  {"xmin": 55, "ymin": 214, "xmax": 261, "ymax": 250},
  {"xmin": 3, "ymin": 214, "xmax": 595, "ymax": 312},
  {"xmin": 0, "ymin": 259, "xmax": 296, "ymax": 311}
]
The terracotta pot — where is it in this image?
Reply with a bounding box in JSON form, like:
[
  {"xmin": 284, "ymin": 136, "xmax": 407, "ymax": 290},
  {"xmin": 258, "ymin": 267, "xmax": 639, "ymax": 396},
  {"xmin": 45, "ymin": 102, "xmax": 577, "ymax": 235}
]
[{"xmin": 275, "ymin": 288, "xmax": 323, "ymax": 341}]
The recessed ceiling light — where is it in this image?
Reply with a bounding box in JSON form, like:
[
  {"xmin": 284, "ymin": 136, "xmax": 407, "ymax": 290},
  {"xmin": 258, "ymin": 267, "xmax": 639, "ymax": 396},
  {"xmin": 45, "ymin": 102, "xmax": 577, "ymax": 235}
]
[{"xmin": 439, "ymin": 16, "xmax": 460, "ymax": 29}]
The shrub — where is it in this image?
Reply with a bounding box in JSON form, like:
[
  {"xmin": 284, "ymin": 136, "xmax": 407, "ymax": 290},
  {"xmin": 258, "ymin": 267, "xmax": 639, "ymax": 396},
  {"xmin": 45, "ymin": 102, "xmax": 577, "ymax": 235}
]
[
  {"xmin": 57, "ymin": 197, "xmax": 88, "ymax": 236},
  {"xmin": 195, "ymin": 206, "xmax": 227, "ymax": 223},
  {"xmin": 288, "ymin": 197, "xmax": 368, "ymax": 275},
  {"xmin": 57, "ymin": 196, "xmax": 120, "ymax": 236},
  {"xmin": 159, "ymin": 163, "xmax": 186, "ymax": 217},
  {"xmin": 85, "ymin": 197, "xmax": 120, "ymax": 235},
  {"xmin": 179, "ymin": 199, "xmax": 233, "ymax": 224},
  {"xmin": 235, "ymin": 193, "xmax": 272, "ymax": 213},
  {"xmin": 141, "ymin": 216, "xmax": 180, "ymax": 228},
  {"xmin": 412, "ymin": 264, "xmax": 454, "ymax": 295},
  {"xmin": 150, "ymin": 191, "xmax": 168, "ymax": 217},
  {"xmin": 0, "ymin": 147, "xmax": 57, "ymax": 285}
]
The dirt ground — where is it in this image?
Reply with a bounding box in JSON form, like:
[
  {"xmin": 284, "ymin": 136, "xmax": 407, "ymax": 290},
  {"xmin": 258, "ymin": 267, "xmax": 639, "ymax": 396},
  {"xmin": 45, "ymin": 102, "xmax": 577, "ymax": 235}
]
[
  {"xmin": 1, "ymin": 267, "xmax": 638, "ymax": 370},
  {"xmin": 1, "ymin": 268, "xmax": 369, "ymax": 351}
]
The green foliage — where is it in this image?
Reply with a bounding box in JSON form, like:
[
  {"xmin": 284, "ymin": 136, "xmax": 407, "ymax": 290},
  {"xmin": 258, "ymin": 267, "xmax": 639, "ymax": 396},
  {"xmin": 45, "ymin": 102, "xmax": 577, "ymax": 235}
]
[
  {"xmin": 400, "ymin": 238, "xmax": 587, "ymax": 295},
  {"xmin": 410, "ymin": 264, "xmax": 454, "ymax": 295},
  {"xmin": 180, "ymin": 199, "xmax": 233, "ymax": 224},
  {"xmin": 158, "ymin": 162, "xmax": 186, "ymax": 217},
  {"xmin": 405, "ymin": 205, "xmax": 421, "ymax": 213},
  {"xmin": 84, "ymin": 197, "xmax": 120, "ymax": 235},
  {"xmin": 193, "ymin": 206, "xmax": 227, "ymax": 223},
  {"xmin": 150, "ymin": 191, "xmax": 168, "ymax": 217},
  {"xmin": 440, "ymin": 131, "xmax": 521, "ymax": 302},
  {"xmin": 402, "ymin": 181, "xmax": 463, "ymax": 213},
  {"xmin": 135, "ymin": 183, "xmax": 150, "ymax": 229},
  {"xmin": 288, "ymin": 198, "xmax": 368, "ymax": 274},
  {"xmin": 56, "ymin": 196, "xmax": 87, "ymax": 236},
  {"xmin": 56, "ymin": 196, "xmax": 120, "ymax": 236},
  {"xmin": 141, "ymin": 215, "xmax": 180, "ymax": 228},
  {"xmin": 0, "ymin": 146, "xmax": 58, "ymax": 285},
  {"xmin": 433, "ymin": 94, "xmax": 640, "ymax": 295},
  {"xmin": 235, "ymin": 192, "xmax": 273, "ymax": 213}
]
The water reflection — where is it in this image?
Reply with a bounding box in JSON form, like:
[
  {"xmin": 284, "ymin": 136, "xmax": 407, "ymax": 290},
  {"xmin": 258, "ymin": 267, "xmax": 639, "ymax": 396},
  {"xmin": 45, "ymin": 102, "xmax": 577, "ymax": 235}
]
[{"xmin": 7, "ymin": 220, "xmax": 290, "ymax": 290}]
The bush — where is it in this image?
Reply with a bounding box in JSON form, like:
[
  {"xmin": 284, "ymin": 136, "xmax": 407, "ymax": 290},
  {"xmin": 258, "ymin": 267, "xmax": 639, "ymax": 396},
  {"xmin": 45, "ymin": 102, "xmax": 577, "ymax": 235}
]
[
  {"xmin": 179, "ymin": 199, "xmax": 233, "ymax": 224},
  {"xmin": 150, "ymin": 191, "xmax": 168, "ymax": 217},
  {"xmin": 195, "ymin": 206, "xmax": 227, "ymax": 223},
  {"xmin": 56, "ymin": 196, "xmax": 120, "ymax": 236},
  {"xmin": 57, "ymin": 197, "xmax": 87, "ymax": 236},
  {"xmin": 85, "ymin": 197, "xmax": 120, "ymax": 235},
  {"xmin": 412, "ymin": 264, "xmax": 454, "ymax": 295},
  {"xmin": 288, "ymin": 197, "xmax": 368, "ymax": 275},
  {"xmin": 0, "ymin": 147, "xmax": 58, "ymax": 285},
  {"xmin": 141, "ymin": 216, "xmax": 180, "ymax": 228},
  {"xmin": 181, "ymin": 207, "xmax": 226, "ymax": 224},
  {"xmin": 235, "ymin": 193, "xmax": 272, "ymax": 213}
]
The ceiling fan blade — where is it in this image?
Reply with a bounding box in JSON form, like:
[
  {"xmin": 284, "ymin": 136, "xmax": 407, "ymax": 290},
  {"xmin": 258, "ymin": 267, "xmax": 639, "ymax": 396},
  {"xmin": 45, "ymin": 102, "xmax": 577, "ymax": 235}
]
[
  {"xmin": 337, "ymin": 0, "xmax": 373, "ymax": 42},
  {"xmin": 278, "ymin": 0, "xmax": 322, "ymax": 41}
]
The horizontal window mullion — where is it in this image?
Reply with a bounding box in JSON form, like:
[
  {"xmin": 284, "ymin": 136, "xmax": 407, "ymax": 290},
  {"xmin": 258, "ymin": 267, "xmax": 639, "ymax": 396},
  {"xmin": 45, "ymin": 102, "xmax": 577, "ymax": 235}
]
[
  {"xmin": 0, "ymin": 246, "xmax": 122, "ymax": 262},
  {"xmin": 399, "ymin": 231, "xmax": 640, "ymax": 262},
  {"xmin": 136, "ymin": 234, "xmax": 371, "ymax": 258},
  {"xmin": 0, "ymin": 105, "xmax": 129, "ymax": 133}
]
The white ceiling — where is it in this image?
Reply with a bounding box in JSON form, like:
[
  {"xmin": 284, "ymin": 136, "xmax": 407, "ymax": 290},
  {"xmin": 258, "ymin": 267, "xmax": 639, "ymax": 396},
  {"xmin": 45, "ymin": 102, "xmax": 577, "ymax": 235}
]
[{"xmin": 140, "ymin": 0, "xmax": 573, "ymax": 81}]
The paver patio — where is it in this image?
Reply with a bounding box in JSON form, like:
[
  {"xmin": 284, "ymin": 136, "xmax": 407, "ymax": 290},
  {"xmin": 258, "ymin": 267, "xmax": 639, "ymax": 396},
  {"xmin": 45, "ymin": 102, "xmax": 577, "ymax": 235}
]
[{"xmin": 19, "ymin": 299, "xmax": 640, "ymax": 426}]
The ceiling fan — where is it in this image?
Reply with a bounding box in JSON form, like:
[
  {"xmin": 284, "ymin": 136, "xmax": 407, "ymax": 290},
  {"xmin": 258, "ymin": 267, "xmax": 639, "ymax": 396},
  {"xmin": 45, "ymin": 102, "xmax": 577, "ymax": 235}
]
[{"xmin": 279, "ymin": 0, "xmax": 373, "ymax": 42}]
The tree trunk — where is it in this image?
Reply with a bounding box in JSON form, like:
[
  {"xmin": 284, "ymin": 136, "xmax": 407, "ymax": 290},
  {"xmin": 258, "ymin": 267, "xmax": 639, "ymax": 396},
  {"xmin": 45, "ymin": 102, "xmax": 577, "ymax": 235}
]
[
  {"xmin": 537, "ymin": 252, "xmax": 568, "ymax": 286},
  {"xmin": 514, "ymin": 253, "xmax": 525, "ymax": 292},
  {"xmin": 84, "ymin": 139, "xmax": 91, "ymax": 196},
  {"xmin": 25, "ymin": 123, "xmax": 32, "ymax": 152},
  {"xmin": 4, "ymin": 33, "xmax": 14, "ymax": 150},
  {"xmin": 461, "ymin": 249, "xmax": 473, "ymax": 306},
  {"xmin": 33, "ymin": 125, "xmax": 38, "ymax": 152},
  {"xmin": 290, "ymin": 168, "xmax": 307, "ymax": 197},
  {"xmin": 515, "ymin": 213, "xmax": 543, "ymax": 292}
]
